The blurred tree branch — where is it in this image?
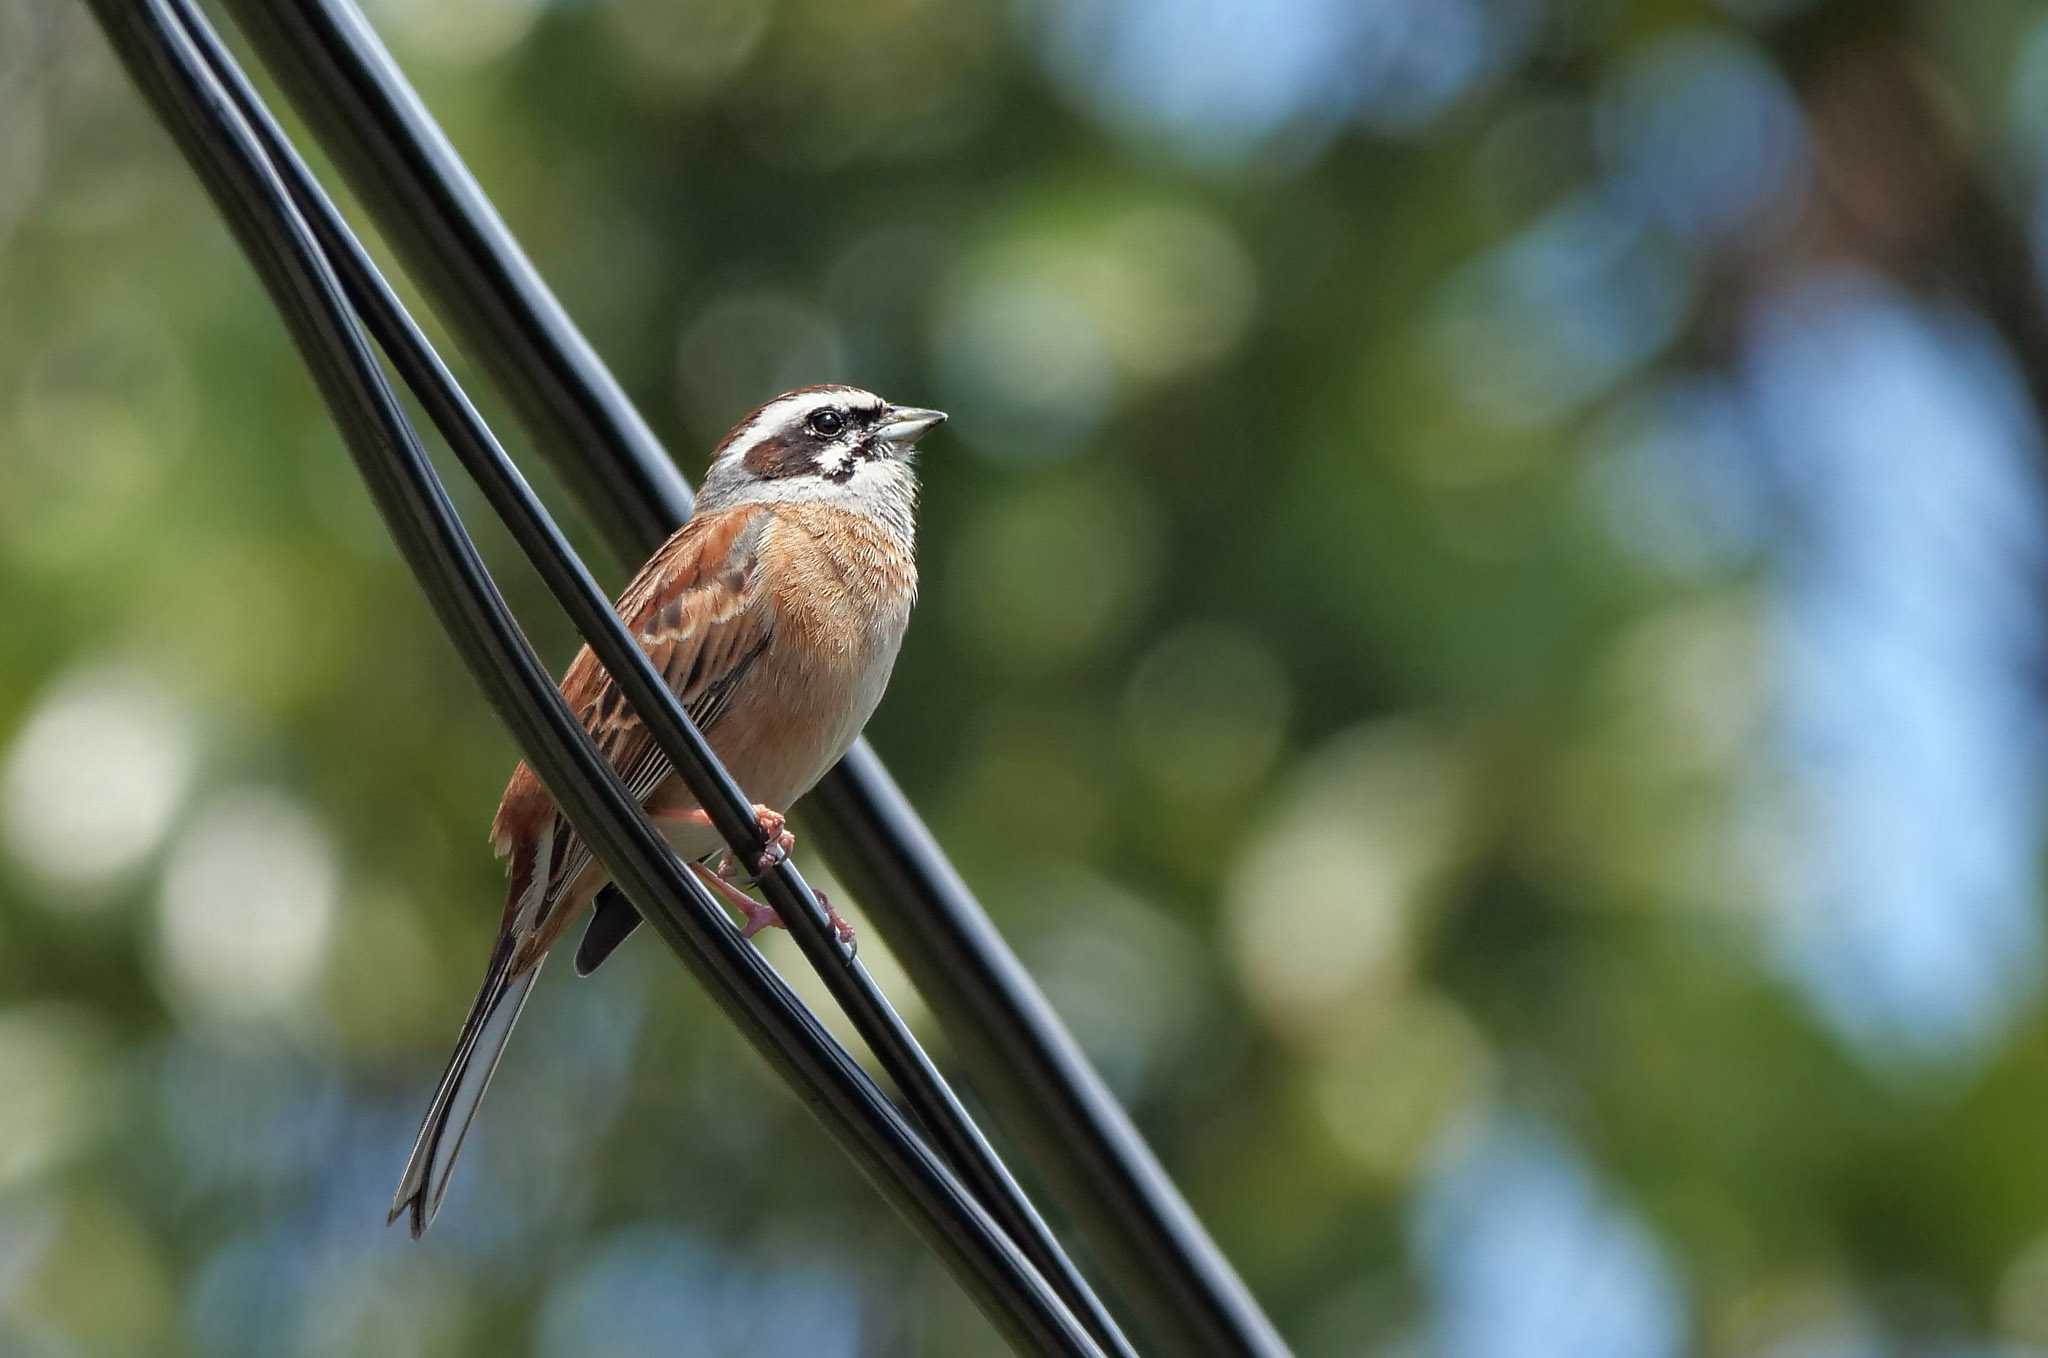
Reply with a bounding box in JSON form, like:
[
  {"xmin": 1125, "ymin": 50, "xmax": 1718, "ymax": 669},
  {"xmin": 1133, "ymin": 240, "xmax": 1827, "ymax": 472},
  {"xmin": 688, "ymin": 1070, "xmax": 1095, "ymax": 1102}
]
[{"xmin": 1723, "ymin": 2, "xmax": 2048, "ymax": 426}]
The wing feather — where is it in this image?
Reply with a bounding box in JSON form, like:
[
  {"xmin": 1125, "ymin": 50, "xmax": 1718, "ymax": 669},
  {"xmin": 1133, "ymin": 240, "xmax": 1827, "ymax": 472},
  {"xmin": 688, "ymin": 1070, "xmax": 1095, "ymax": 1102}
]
[{"xmin": 490, "ymin": 505, "xmax": 777, "ymax": 943}]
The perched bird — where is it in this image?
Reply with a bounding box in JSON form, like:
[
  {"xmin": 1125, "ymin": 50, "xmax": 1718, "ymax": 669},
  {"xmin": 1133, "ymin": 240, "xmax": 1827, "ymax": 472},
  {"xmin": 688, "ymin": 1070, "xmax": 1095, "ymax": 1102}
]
[{"xmin": 390, "ymin": 385, "xmax": 944, "ymax": 1235}]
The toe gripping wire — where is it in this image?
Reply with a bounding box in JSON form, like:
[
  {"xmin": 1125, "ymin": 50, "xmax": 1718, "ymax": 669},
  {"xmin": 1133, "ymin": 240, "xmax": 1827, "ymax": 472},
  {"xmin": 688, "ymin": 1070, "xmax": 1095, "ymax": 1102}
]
[{"xmin": 89, "ymin": 2, "xmax": 1288, "ymax": 1355}]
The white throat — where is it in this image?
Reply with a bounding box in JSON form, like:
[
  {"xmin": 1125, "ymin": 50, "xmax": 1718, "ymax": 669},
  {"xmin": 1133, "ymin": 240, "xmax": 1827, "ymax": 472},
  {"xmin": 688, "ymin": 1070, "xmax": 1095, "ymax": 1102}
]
[{"xmin": 703, "ymin": 456, "xmax": 919, "ymax": 546}]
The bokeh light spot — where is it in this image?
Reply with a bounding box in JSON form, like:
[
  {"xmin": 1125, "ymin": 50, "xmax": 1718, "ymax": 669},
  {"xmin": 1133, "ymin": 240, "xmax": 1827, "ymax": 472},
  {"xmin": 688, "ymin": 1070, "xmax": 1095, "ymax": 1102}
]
[
  {"xmin": 1744, "ymin": 275, "xmax": 2048, "ymax": 1068},
  {"xmin": 1019, "ymin": 865, "xmax": 1207, "ymax": 1094},
  {"xmin": 1092, "ymin": 206, "xmax": 1258, "ymax": 380},
  {"xmin": 364, "ymin": 0, "xmax": 544, "ymax": 68},
  {"xmin": 153, "ymin": 790, "xmax": 339, "ymax": 1023},
  {"xmin": 1415, "ymin": 1120, "xmax": 1688, "ymax": 1358},
  {"xmin": 2, "ymin": 664, "xmax": 198, "ymax": 900},
  {"xmin": 602, "ymin": 0, "xmax": 773, "ymax": 97},
  {"xmin": 1311, "ymin": 991, "xmax": 1491, "ymax": 1183},
  {"xmin": 934, "ymin": 254, "xmax": 1117, "ymax": 461},
  {"xmin": 1597, "ymin": 31, "xmax": 1808, "ymax": 245},
  {"xmin": 1227, "ymin": 720, "xmax": 1466, "ymax": 1037},
  {"xmin": 1025, "ymin": 0, "xmax": 1532, "ymax": 164},
  {"xmin": 1428, "ymin": 194, "xmax": 1693, "ymax": 430},
  {"xmin": 946, "ymin": 471, "xmax": 1162, "ymax": 672},
  {"xmin": 934, "ymin": 199, "xmax": 1255, "ymax": 459}
]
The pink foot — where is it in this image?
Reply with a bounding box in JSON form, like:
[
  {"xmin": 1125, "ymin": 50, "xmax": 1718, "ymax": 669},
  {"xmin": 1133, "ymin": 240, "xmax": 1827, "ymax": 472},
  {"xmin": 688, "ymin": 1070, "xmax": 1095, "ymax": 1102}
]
[
  {"xmin": 737, "ymin": 897, "xmax": 783, "ymax": 940},
  {"xmin": 652, "ymin": 802, "xmax": 794, "ymax": 876},
  {"xmin": 742, "ymin": 804, "xmax": 795, "ymax": 876},
  {"xmin": 691, "ymin": 860, "xmax": 855, "ymax": 951}
]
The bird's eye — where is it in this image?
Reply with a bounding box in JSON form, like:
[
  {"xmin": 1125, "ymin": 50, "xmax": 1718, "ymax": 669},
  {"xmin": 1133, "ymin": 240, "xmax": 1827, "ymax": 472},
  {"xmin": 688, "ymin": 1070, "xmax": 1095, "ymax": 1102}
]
[{"xmin": 808, "ymin": 408, "xmax": 845, "ymax": 437}]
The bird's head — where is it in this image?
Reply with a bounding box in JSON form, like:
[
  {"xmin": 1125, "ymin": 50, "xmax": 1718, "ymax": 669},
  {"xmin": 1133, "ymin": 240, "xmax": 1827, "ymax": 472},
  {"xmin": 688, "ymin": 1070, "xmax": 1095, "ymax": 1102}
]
[{"xmin": 698, "ymin": 385, "xmax": 945, "ymax": 534}]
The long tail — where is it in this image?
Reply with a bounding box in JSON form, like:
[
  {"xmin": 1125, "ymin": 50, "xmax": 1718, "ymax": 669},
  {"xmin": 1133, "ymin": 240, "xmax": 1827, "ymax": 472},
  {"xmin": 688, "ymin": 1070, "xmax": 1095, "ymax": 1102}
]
[{"xmin": 388, "ymin": 931, "xmax": 545, "ymax": 1237}]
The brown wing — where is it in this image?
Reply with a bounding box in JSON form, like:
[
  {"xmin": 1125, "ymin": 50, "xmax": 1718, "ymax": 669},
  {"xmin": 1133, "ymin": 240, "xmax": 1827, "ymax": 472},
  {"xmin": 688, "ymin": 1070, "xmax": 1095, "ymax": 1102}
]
[{"xmin": 490, "ymin": 504, "xmax": 777, "ymax": 932}]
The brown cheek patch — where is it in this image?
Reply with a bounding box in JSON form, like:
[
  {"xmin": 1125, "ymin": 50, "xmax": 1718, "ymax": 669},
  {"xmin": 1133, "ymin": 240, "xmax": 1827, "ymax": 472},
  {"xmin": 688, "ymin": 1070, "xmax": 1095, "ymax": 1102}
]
[{"xmin": 739, "ymin": 432, "xmax": 820, "ymax": 479}]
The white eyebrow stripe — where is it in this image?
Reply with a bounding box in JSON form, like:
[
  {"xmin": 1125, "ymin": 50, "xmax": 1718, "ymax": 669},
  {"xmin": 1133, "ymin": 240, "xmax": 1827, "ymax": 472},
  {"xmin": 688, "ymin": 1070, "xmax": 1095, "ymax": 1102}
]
[{"xmin": 716, "ymin": 386, "xmax": 879, "ymax": 462}]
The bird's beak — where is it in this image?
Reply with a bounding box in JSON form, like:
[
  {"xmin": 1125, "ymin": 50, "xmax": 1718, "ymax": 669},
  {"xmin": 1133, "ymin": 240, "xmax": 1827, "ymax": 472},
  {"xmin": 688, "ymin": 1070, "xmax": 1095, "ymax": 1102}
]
[{"xmin": 876, "ymin": 406, "xmax": 947, "ymax": 447}]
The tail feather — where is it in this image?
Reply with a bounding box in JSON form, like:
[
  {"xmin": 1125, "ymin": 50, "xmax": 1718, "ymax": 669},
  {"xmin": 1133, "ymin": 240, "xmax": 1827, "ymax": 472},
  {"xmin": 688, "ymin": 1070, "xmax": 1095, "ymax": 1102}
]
[
  {"xmin": 389, "ymin": 934, "xmax": 544, "ymax": 1236},
  {"xmin": 394, "ymin": 828, "xmax": 556, "ymax": 1236}
]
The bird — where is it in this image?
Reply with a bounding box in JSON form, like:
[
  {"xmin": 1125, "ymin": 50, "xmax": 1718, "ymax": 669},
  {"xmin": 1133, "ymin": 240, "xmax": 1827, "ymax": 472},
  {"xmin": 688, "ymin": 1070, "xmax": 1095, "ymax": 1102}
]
[{"xmin": 389, "ymin": 384, "xmax": 945, "ymax": 1236}]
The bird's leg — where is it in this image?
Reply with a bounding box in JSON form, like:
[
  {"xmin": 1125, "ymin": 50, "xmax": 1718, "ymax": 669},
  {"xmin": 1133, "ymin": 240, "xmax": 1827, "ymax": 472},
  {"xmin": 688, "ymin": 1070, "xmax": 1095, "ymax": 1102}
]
[
  {"xmin": 652, "ymin": 803, "xmax": 851, "ymax": 948},
  {"xmin": 707, "ymin": 853, "xmax": 858, "ymax": 951},
  {"xmin": 689, "ymin": 860, "xmax": 782, "ymax": 939},
  {"xmin": 648, "ymin": 803, "xmax": 795, "ymax": 873}
]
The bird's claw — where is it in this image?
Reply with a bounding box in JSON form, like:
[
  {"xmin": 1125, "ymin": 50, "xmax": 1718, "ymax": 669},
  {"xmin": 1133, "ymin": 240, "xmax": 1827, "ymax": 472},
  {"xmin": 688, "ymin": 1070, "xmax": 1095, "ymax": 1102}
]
[
  {"xmin": 744, "ymin": 804, "xmax": 794, "ymax": 879},
  {"xmin": 825, "ymin": 895, "xmax": 858, "ymax": 954},
  {"xmin": 730, "ymin": 887, "xmax": 856, "ymax": 955},
  {"xmin": 703, "ymin": 806, "xmax": 854, "ymax": 952}
]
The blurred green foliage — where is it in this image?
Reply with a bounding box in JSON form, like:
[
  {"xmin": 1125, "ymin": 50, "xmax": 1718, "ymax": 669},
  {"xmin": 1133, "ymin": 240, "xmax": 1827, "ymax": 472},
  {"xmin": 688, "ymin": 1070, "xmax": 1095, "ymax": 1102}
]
[{"xmin": 9, "ymin": 0, "xmax": 2048, "ymax": 1354}]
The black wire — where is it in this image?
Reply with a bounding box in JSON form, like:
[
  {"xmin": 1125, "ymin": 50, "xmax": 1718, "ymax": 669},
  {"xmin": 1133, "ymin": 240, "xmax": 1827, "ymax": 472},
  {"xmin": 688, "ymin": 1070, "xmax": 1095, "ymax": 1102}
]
[
  {"xmin": 168, "ymin": 5, "xmax": 1136, "ymax": 1352},
  {"xmin": 86, "ymin": 4, "xmax": 1106, "ymax": 1353},
  {"xmin": 219, "ymin": 2, "xmax": 1292, "ymax": 1352}
]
